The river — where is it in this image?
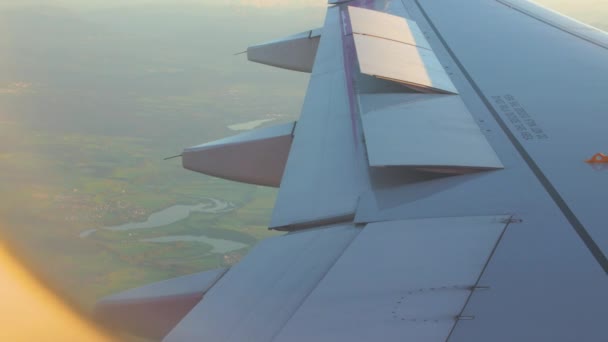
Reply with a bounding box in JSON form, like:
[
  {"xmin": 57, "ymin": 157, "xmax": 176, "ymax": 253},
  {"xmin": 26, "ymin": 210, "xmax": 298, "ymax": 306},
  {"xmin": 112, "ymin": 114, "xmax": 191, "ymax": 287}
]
[{"xmin": 79, "ymin": 198, "xmax": 247, "ymax": 254}]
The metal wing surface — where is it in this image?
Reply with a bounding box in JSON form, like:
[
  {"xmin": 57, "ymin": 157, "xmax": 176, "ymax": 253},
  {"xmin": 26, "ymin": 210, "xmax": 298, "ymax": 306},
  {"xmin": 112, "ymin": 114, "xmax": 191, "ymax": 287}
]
[{"xmin": 96, "ymin": 1, "xmax": 608, "ymax": 341}]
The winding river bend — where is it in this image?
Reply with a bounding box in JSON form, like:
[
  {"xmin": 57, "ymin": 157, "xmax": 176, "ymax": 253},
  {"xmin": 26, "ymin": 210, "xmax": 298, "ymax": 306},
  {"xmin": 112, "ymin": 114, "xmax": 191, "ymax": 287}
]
[{"xmin": 79, "ymin": 198, "xmax": 247, "ymax": 253}]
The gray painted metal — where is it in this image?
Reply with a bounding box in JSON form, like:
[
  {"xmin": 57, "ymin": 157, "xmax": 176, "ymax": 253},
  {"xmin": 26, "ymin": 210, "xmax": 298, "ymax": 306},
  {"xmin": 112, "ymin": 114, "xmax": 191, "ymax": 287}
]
[
  {"xmin": 163, "ymin": 224, "xmax": 360, "ymax": 342},
  {"xmin": 498, "ymin": 0, "xmax": 608, "ymax": 49},
  {"xmin": 182, "ymin": 122, "xmax": 294, "ymax": 187},
  {"xmin": 347, "ymin": 6, "xmax": 431, "ymax": 49},
  {"xmin": 362, "ymin": 94, "xmax": 503, "ymax": 172},
  {"xmin": 450, "ymin": 214, "xmax": 608, "ymax": 342},
  {"xmin": 269, "ymin": 6, "xmax": 369, "ymax": 229},
  {"xmin": 398, "ymin": 0, "xmax": 608, "ymax": 340},
  {"xmin": 274, "ymin": 216, "xmax": 509, "ymax": 342},
  {"xmin": 95, "ymin": 268, "xmax": 228, "ymax": 340},
  {"xmin": 98, "ymin": 268, "xmax": 227, "ymax": 303},
  {"xmin": 247, "ymin": 29, "xmax": 321, "ymax": 73},
  {"xmin": 358, "ymin": 92, "xmax": 431, "ymax": 112},
  {"xmin": 406, "ymin": 0, "xmax": 608, "ymax": 262}
]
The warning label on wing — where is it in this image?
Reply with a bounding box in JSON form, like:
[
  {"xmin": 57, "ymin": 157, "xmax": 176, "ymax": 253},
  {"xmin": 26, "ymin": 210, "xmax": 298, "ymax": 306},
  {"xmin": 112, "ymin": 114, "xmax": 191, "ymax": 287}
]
[{"xmin": 492, "ymin": 95, "xmax": 548, "ymax": 141}]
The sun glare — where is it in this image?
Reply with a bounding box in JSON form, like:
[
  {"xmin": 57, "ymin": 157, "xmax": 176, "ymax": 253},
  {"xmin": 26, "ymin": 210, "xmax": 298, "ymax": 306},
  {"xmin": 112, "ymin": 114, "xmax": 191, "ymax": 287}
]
[{"xmin": 0, "ymin": 242, "xmax": 112, "ymax": 341}]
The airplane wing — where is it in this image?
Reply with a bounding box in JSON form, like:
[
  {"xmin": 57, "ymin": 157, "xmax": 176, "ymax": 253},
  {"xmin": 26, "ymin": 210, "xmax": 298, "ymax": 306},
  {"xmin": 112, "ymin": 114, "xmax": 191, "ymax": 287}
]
[{"xmin": 96, "ymin": 1, "xmax": 608, "ymax": 341}]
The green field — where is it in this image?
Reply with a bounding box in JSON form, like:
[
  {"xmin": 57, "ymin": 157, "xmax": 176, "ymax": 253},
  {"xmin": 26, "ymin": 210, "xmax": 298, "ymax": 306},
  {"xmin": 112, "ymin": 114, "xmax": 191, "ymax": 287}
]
[
  {"xmin": 0, "ymin": 116, "xmax": 283, "ymax": 308},
  {"xmin": 0, "ymin": 3, "xmax": 323, "ymax": 311}
]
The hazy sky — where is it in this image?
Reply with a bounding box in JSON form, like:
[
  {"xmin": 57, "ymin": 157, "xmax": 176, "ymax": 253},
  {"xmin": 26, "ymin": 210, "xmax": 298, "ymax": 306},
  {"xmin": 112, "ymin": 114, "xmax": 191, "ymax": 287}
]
[
  {"xmin": 0, "ymin": 0, "xmax": 324, "ymax": 10},
  {"xmin": 0, "ymin": 0, "xmax": 602, "ymax": 9},
  {"xmin": 0, "ymin": 0, "xmax": 606, "ymax": 31}
]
